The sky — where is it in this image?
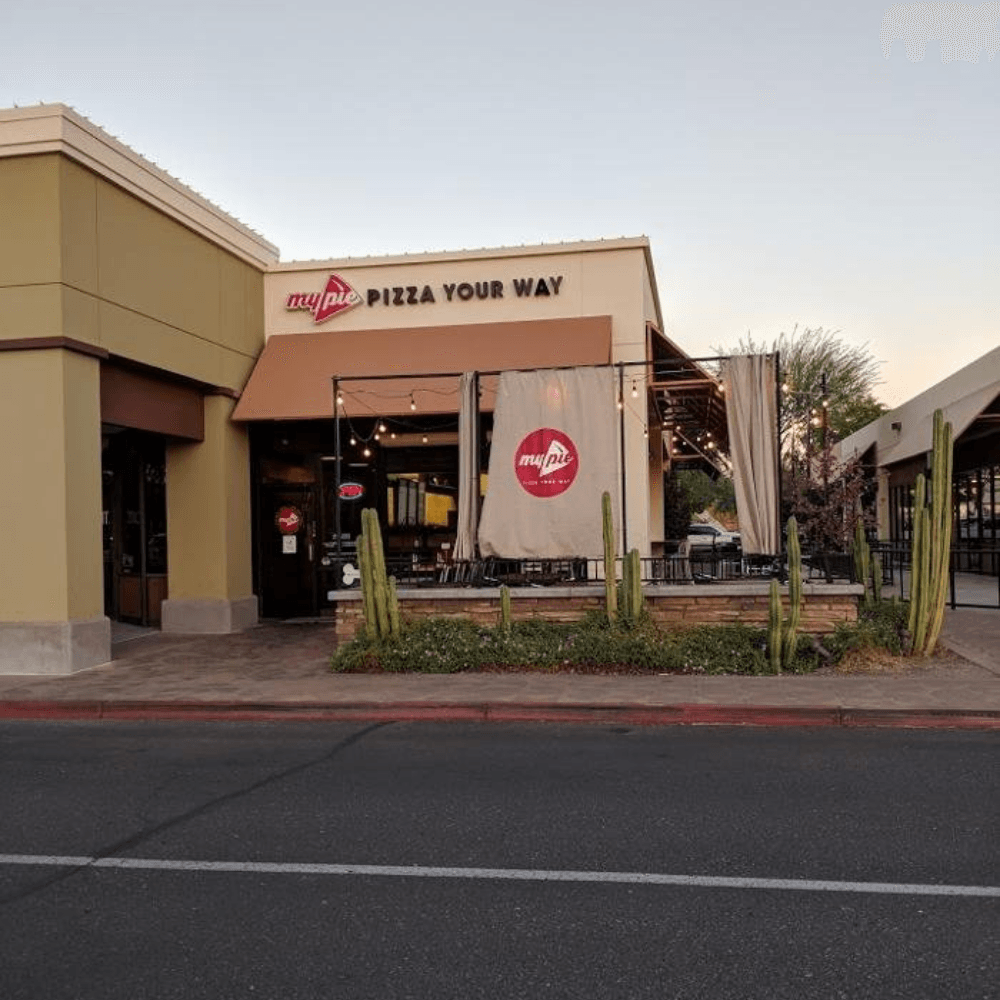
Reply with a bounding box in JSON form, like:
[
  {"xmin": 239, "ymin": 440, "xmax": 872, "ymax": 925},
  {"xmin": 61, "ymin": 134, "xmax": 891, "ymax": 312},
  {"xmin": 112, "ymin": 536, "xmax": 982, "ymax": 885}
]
[{"xmin": 2, "ymin": 0, "xmax": 996, "ymax": 406}]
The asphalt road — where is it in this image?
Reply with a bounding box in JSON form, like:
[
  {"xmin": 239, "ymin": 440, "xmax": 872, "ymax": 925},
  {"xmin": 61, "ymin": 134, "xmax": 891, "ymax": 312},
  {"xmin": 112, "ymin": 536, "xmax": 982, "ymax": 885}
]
[{"xmin": 1, "ymin": 721, "xmax": 997, "ymax": 999}]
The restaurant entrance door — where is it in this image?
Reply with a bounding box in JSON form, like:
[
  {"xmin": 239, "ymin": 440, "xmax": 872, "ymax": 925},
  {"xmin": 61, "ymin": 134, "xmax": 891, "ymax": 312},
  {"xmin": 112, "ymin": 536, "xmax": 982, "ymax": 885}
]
[
  {"xmin": 258, "ymin": 483, "xmax": 319, "ymax": 619},
  {"xmin": 101, "ymin": 428, "xmax": 168, "ymax": 626}
]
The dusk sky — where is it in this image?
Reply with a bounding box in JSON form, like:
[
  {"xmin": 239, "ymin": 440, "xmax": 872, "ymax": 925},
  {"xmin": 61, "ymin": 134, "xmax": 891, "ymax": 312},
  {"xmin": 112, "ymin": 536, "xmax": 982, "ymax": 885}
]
[{"xmin": 3, "ymin": 0, "xmax": 996, "ymax": 405}]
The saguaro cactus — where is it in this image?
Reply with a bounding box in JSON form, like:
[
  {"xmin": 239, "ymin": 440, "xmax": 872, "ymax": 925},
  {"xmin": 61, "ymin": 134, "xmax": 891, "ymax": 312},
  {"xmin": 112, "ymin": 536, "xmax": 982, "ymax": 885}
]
[
  {"xmin": 767, "ymin": 517, "xmax": 804, "ymax": 673},
  {"xmin": 907, "ymin": 410, "xmax": 954, "ymax": 655},
  {"xmin": 853, "ymin": 520, "xmax": 872, "ymax": 606},
  {"xmin": 924, "ymin": 410, "xmax": 954, "ymax": 654},
  {"xmin": 907, "ymin": 475, "xmax": 928, "ymax": 643},
  {"xmin": 602, "ymin": 491, "xmax": 618, "ymax": 622},
  {"xmin": 358, "ymin": 508, "xmax": 400, "ymax": 641},
  {"xmin": 620, "ymin": 548, "xmax": 644, "ymax": 623},
  {"xmin": 782, "ymin": 517, "xmax": 803, "ymax": 667},
  {"xmin": 499, "ymin": 584, "xmax": 512, "ymax": 634},
  {"xmin": 768, "ymin": 578, "xmax": 783, "ymax": 674}
]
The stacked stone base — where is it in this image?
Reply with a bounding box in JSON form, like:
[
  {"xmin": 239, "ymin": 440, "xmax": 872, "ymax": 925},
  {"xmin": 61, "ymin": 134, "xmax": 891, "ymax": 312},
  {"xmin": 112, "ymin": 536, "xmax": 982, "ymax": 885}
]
[{"xmin": 331, "ymin": 584, "xmax": 861, "ymax": 643}]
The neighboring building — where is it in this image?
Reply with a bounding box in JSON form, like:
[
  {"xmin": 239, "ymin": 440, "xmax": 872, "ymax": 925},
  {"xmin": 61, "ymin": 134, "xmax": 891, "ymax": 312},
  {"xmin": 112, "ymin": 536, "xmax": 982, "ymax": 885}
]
[
  {"xmin": 0, "ymin": 104, "xmax": 725, "ymax": 671},
  {"xmin": 0, "ymin": 105, "xmax": 277, "ymax": 672},
  {"xmin": 838, "ymin": 346, "xmax": 1000, "ymax": 572}
]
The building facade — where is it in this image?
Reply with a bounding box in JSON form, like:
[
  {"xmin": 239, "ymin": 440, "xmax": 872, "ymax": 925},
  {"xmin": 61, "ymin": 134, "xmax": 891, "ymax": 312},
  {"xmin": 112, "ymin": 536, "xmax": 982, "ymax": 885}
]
[
  {"xmin": 0, "ymin": 104, "xmax": 725, "ymax": 672},
  {"xmin": 0, "ymin": 105, "xmax": 277, "ymax": 672},
  {"xmin": 838, "ymin": 346, "xmax": 1000, "ymax": 573}
]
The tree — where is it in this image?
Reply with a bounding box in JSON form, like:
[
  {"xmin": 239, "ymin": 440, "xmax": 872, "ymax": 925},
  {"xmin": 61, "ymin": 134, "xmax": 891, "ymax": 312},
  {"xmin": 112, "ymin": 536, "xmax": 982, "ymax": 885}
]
[
  {"xmin": 716, "ymin": 325, "xmax": 888, "ymax": 449},
  {"xmin": 675, "ymin": 470, "xmax": 736, "ymax": 519},
  {"xmin": 714, "ymin": 326, "xmax": 885, "ymax": 554}
]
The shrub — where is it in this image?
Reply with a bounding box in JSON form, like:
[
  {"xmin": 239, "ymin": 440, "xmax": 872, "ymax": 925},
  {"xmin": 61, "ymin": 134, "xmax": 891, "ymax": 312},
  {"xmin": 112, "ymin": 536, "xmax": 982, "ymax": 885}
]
[
  {"xmin": 332, "ymin": 616, "xmax": 780, "ymax": 675},
  {"xmin": 826, "ymin": 599, "xmax": 910, "ymax": 659}
]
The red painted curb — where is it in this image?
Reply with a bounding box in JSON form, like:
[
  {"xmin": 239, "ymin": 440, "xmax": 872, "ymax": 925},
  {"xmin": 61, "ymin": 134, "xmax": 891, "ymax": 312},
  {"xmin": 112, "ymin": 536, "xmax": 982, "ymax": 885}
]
[{"xmin": 1, "ymin": 699, "xmax": 998, "ymax": 729}]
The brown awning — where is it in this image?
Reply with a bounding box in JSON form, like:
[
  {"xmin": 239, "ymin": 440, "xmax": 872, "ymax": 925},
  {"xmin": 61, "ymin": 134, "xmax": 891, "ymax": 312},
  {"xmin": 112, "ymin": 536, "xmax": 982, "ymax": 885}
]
[{"xmin": 232, "ymin": 316, "xmax": 612, "ymax": 420}]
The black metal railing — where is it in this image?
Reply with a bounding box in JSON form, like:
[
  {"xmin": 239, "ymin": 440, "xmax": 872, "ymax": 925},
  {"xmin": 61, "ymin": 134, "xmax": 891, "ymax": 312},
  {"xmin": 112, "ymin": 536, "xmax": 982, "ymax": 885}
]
[{"xmin": 874, "ymin": 543, "xmax": 1000, "ymax": 610}]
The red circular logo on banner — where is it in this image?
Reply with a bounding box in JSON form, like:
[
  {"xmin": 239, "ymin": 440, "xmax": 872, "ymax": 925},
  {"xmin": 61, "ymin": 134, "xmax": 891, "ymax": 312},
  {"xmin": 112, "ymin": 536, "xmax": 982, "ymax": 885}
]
[
  {"xmin": 275, "ymin": 506, "xmax": 303, "ymax": 534},
  {"xmin": 514, "ymin": 428, "xmax": 579, "ymax": 498}
]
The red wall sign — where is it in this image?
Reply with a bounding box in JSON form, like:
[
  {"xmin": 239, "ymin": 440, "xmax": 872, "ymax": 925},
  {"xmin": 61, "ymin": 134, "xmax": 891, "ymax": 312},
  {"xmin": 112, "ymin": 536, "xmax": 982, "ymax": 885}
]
[
  {"xmin": 275, "ymin": 506, "xmax": 304, "ymax": 534},
  {"xmin": 285, "ymin": 274, "xmax": 362, "ymax": 324},
  {"xmin": 338, "ymin": 482, "xmax": 365, "ymax": 500},
  {"xmin": 514, "ymin": 428, "xmax": 579, "ymax": 498}
]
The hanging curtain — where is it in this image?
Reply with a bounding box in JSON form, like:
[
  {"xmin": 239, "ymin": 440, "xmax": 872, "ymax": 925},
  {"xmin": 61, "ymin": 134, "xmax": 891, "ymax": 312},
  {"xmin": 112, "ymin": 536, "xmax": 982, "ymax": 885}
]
[
  {"xmin": 452, "ymin": 371, "xmax": 479, "ymax": 563},
  {"xmin": 478, "ymin": 366, "xmax": 620, "ymax": 559},
  {"xmin": 722, "ymin": 354, "xmax": 780, "ymax": 555}
]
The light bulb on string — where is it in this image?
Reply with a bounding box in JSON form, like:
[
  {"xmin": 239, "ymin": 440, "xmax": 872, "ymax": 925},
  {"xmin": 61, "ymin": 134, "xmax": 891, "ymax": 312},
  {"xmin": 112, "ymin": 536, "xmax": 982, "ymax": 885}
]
[
  {"xmin": 379, "ymin": 422, "xmax": 387, "ymax": 433},
  {"xmin": 410, "ymin": 394, "xmax": 417, "ymax": 411},
  {"xmin": 631, "ymin": 381, "xmax": 638, "ymax": 399}
]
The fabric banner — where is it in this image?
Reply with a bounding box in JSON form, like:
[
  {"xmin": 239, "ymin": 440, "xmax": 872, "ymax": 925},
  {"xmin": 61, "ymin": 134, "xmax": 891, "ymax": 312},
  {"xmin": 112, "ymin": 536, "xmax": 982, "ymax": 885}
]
[
  {"xmin": 479, "ymin": 367, "xmax": 621, "ymax": 559},
  {"xmin": 722, "ymin": 354, "xmax": 780, "ymax": 555}
]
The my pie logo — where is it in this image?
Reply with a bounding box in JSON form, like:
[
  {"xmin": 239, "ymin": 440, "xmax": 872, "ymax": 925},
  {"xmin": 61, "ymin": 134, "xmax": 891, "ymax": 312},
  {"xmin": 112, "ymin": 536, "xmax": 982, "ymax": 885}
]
[
  {"xmin": 275, "ymin": 506, "xmax": 303, "ymax": 534},
  {"xmin": 285, "ymin": 274, "xmax": 362, "ymax": 324},
  {"xmin": 514, "ymin": 428, "xmax": 579, "ymax": 498}
]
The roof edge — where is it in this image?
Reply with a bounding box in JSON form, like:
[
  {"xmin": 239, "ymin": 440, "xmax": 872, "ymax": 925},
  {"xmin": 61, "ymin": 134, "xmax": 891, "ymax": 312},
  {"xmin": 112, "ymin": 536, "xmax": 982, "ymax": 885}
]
[
  {"xmin": 270, "ymin": 236, "xmax": 652, "ymax": 272},
  {"xmin": 0, "ymin": 104, "xmax": 279, "ymax": 269}
]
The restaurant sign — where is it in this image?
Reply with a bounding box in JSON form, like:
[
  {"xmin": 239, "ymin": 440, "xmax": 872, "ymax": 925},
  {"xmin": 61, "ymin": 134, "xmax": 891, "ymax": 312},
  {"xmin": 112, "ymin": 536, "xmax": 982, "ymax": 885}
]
[{"xmin": 285, "ymin": 272, "xmax": 565, "ymax": 325}]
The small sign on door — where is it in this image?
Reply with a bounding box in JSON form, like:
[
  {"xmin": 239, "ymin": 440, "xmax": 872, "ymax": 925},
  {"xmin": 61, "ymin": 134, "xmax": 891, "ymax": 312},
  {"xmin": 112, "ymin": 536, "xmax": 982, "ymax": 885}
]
[{"xmin": 283, "ymin": 535, "xmax": 297, "ymax": 555}]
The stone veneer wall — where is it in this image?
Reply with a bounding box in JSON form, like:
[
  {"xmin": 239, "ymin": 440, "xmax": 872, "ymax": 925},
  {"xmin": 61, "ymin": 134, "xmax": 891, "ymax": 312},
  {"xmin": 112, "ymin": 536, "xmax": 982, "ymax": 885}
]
[{"xmin": 331, "ymin": 584, "xmax": 861, "ymax": 643}]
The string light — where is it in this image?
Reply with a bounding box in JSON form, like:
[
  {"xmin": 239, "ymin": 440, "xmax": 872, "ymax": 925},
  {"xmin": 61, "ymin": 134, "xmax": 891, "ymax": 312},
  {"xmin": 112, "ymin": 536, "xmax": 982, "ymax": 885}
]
[
  {"xmin": 349, "ymin": 435, "xmax": 356, "ymax": 446},
  {"xmin": 410, "ymin": 394, "xmax": 417, "ymax": 411},
  {"xmin": 631, "ymin": 381, "xmax": 639, "ymax": 399},
  {"xmin": 378, "ymin": 422, "xmax": 387, "ymax": 433},
  {"xmin": 422, "ymin": 435, "xmax": 428, "ymax": 444},
  {"xmin": 336, "ymin": 391, "xmax": 344, "ymax": 406},
  {"xmin": 363, "ymin": 446, "xmax": 371, "ymax": 457}
]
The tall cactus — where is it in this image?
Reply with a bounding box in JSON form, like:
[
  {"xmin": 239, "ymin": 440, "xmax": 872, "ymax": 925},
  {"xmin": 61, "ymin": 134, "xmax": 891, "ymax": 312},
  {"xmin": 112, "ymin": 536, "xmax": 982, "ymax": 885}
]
[
  {"xmin": 906, "ymin": 410, "xmax": 954, "ymax": 656},
  {"xmin": 620, "ymin": 548, "xmax": 644, "ymax": 623},
  {"xmin": 923, "ymin": 410, "xmax": 954, "ymax": 655},
  {"xmin": 499, "ymin": 584, "xmax": 512, "ymax": 635},
  {"xmin": 388, "ymin": 576, "xmax": 401, "ymax": 637},
  {"xmin": 907, "ymin": 475, "xmax": 927, "ymax": 641},
  {"xmin": 356, "ymin": 533, "xmax": 375, "ymax": 641},
  {"xmin": 601, "ymin": 491, "xmax": 618, "ymax": 622},
  {"xmin": 357, "ymin": 508, "xmax": 400, "ymax": 642},
  {"xmin": 768, "ymin": 578, "xmax": 783, "ymax": 674},
  {"xmin": 853, "ymin": 520, "xmax": 872, "ymax": 606},
  {"xmin": 782, "ymin": 517, "xmax": 803, "ymax": 667}
]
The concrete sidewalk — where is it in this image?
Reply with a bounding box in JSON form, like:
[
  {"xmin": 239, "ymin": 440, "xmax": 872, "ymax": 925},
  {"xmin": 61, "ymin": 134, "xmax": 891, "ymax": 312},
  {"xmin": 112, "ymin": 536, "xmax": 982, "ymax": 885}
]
[{"xmin": 0, "ymin": 608, "xmax": 997, "ymax": 729}]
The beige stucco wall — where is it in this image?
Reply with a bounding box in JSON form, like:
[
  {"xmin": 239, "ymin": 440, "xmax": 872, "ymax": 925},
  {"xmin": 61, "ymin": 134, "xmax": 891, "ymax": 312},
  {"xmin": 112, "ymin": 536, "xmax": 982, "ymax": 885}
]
[
  {"xmin": 266, "ymin": 242, "xmax": 648, "ymax": 348},
  {"xmin": 0, "ymin": 348, "xmax": 102, "ymax": 621}
]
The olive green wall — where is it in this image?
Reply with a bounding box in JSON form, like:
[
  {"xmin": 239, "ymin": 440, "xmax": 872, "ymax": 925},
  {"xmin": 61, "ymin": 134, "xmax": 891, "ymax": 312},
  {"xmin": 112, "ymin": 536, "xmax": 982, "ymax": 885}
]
[
  {"xmin": 0, "ymin": 151, "xmax": 265, "ymax": 658},
  {"xmin": 0, "ymin": 348, "xmax": 103, "ymax": 621},
  {"xmin": 1, "ymin": 154, "xmax": 265, "ymax": 391}
]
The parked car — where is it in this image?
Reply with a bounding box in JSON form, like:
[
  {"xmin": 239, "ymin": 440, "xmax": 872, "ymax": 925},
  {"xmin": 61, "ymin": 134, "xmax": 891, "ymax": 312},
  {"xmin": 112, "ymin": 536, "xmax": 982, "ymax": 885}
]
[{"xmin": 687, "ymin": 523, "xmax": 741, "ymax": 552}]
